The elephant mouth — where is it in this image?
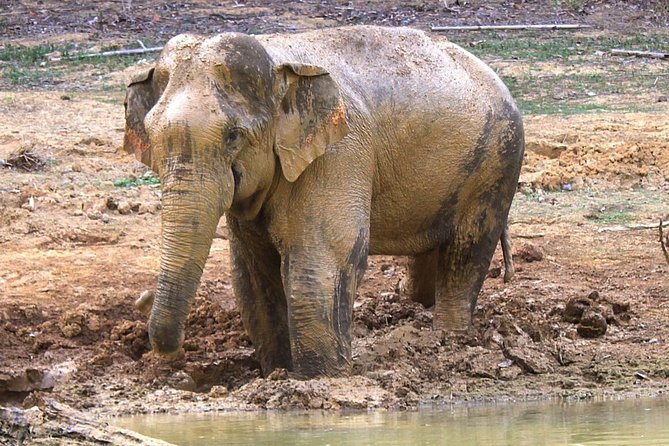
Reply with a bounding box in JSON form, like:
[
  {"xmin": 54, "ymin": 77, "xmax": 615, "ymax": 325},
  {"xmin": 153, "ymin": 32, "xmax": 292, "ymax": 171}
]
[{"xmin": 232, "ymin": 163, "xmax": 242, "ymax": 193}]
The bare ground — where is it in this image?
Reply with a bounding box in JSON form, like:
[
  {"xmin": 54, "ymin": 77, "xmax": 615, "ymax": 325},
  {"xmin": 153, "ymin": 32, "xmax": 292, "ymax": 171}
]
[{"xmin": 1, "ymin": 0, "xmax": 668, "ymax": 421}]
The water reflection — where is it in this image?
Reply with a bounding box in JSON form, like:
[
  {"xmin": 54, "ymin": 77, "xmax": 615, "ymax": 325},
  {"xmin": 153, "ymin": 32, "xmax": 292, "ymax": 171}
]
[{"xmin": 117, "ymin": 398, "xmax": 669, "ymax": 446}]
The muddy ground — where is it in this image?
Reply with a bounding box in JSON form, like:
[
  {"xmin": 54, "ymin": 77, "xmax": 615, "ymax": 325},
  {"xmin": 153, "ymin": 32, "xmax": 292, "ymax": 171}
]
[{"xmin": 1, "ymin": 0, "xmax": 669, "ymax": 423}]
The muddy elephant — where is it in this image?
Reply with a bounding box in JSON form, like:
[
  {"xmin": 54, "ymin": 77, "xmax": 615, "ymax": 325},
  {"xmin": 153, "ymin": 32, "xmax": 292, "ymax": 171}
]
[{"xmin": 123, "ymin": 26, "xmax": 524, "ymax": 378}]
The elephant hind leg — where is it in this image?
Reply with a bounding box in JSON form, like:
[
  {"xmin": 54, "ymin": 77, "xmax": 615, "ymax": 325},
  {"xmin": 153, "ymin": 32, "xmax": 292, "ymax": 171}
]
[
  {"xmin": 501, "ymin": 225, "xmax": 515, "ymax": 283},
  {"xmin": 405, "ymin": 249, "xmax": 438, "ymax": 307},
  {"xmin": 433, "ymin": 217, "xmax": 503, "ymax": 332}
]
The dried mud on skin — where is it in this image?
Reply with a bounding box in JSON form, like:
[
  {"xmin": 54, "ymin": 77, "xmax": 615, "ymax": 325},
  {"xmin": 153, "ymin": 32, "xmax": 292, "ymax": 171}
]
[{"xmin": 1, "ymin": 0, "xmax": 669, "ymax": 419}]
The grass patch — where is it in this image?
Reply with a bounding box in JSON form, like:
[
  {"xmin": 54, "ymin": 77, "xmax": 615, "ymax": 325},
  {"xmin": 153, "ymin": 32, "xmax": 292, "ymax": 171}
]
[
  {"xmin": 585, "ymin": 210, "xmax": 634, "ymax": 225},
  {"xmin": 0, "ymin": 44, "xmax": 56, "ymax": 65},
  {"xmin": 114, "ymin": 173, "xmax": 160, "ymax": 188},
  {"xmin": 449, "ymin": 30, "xmax": 669, "ymax": 115},
  {"xmin": 0, "ymin": 42, "xmax": 159, "ymax": 89},
  {"xmin": 455, "ymin": 31, "xmax": 669, "ymax": 62}
]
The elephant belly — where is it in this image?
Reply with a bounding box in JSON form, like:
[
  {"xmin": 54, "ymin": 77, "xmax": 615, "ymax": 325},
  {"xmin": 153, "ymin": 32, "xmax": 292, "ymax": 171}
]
[{"xmin": 367, "ymin": 164, "xmax": 465, "ymax": 256}]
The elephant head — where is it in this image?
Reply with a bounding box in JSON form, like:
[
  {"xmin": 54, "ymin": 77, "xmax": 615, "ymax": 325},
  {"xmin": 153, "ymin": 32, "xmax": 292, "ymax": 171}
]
[{"xmin": 123, "ymin": 33, "xmax": 349, "ymax": 355}]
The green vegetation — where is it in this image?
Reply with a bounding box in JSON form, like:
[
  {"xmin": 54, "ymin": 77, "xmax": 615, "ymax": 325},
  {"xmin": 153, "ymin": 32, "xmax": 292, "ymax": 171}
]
[
  {"xmin": 585, "ymin": 207, "xmax": 635, "ymax": 224},
  {"xmin": 448, "ymin": 30, "xmax": 669, "ymax": 115},
  {"xmin": 114, "ymin": 173, "xmax": 160, "ymax": 188},
  {"xmin": 459, "ymin": 32, "xmax": 668, "ymax": 62},
  {"xmin": 0, "ymin": 42, "xmax": 159, "ymax": 88}
]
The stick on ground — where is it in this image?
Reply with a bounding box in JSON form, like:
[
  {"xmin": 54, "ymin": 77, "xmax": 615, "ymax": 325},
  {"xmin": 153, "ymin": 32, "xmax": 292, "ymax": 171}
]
[
  {"xmin": 431, "ymin": 24, "xmax": 592, "ymax": 32},
  {"xmin": 660, "ymin": 220, "xmax": 669, "ymax": 265},
  {"xmin": 611, "ymin": 49, "xmax": 668, "ymax": 59},
  {"xmin": 598, "ymin": 221, "xmax": 669, "ymax": 233},
  {"xmin": 63, "ymin": 46, "xmax": 164, "ymax": 60}
]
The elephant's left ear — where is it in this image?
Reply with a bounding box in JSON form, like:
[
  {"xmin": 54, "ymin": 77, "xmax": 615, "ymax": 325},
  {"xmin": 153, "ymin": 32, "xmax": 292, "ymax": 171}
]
[{"xmin": 273, "ymin": 63, "xmax": 349, "ymax": 182}]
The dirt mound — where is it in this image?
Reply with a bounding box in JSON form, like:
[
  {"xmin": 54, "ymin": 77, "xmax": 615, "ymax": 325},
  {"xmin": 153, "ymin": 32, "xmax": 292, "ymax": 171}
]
[{"xmin": 522, "ymin": 113, "xmax": 669, "ymax": 190}]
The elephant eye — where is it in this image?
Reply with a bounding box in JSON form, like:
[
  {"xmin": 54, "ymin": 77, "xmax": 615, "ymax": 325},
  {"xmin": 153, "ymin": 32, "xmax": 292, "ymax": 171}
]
[{"xmin": 225, "ymin": 128, "xmax": 242, "ymax": 147}]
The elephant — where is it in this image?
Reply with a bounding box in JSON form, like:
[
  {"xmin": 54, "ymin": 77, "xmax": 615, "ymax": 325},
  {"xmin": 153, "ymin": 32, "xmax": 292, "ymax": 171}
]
[{"xmin": 123, "ymin": 25, "xmax": 524, "ymax": 378}]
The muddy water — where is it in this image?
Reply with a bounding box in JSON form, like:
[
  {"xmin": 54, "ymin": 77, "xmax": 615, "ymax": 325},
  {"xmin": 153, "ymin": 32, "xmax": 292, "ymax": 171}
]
[{"xmin": 117, "ymin": 398, "xmax": 669, "ymax": 445}]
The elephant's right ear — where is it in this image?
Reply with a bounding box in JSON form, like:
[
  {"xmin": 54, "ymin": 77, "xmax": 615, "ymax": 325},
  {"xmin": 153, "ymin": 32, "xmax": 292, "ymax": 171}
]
[{"xmin": 123, "ymin": 67, "xmax": 158, "ymax": 168}]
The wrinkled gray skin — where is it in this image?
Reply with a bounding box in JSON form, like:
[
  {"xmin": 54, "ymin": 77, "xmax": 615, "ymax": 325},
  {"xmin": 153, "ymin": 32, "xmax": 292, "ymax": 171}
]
[{"xmin": 123, "ymin": 26, "xmax": 524, "ymax": 378}]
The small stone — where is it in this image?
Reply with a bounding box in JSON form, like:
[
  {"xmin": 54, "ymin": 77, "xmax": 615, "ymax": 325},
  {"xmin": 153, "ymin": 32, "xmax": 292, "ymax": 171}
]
[
  {"xmin": 87, "ymin": 315, "xmax": 101, "ymax": 332},
  {"xmin": 563, "ymin": 297, "xmax": 593, "ymax": 323},
  {"xmin": 612, "ymin": 301, "xmax": 630, "ymax": 314},
  {"xmin": 577, "ymin": 310, "xmax": 607, "ymax": 338},
  {"xmin": 137, "ymin": 203, "xmax": 150, "ymax": 215},
  {"xmin": 87, "ymin": 211, "xmax": 101, "ymax": 220},
  {"xmin": 503, "ymin": 346, "xmax": 554, "ymax": 374},
  {"xmin": 497, "ymin": 365, "xmax": 521, "ymax": 381},
  {"xmin": 209, "ymin": 385, "xmax": 229, "ymax": 397},
  {"xmin": 60, "ymin": 323, "xmax": 81, "ymax": 338},
  {"xmin": 516, "ymin": 243, "xmax": 544, "ymax": 262},
  {"xmin": 117, "ymin": 201, "xmax": 132, "ymax": 215},
  {"xmin": 488, "ymin": 266, "xmax": 502, "ymax": 278},
  {"xmin": 267, "ymin": 368, "xmax": 288, "ymax": 381},
  {"xmin": 658, "ymin": 96, "xmax": 668, "ymax": 103},
  {"xmin": 105, "ymin": 197, "xmax": 118, "ymax": 210},
  {"xmin": 168, "ymin": 371, "xmax": 196, "ymax": 392}
]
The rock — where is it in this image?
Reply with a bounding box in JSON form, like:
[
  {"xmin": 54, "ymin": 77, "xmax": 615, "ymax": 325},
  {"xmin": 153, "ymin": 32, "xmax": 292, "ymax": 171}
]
[
  {"xmin": 106, "ymin": 197, "xmax": 118, "ymax": 210},
  {"xmin": 516, "ymin": 243, "xmax": 544, "ymax": 262},
  {"xmin": 497, "ymin": 364, "xmax": 522, "ymax": 381},
  {"xmin": 563, "ymin": 297, "xmax": 593, "ymax": 323},
  {"xmin": 612, "ymin": 301, "xmax": 630, "ymax": 314},
  {"xmin": 577, "ymin": 310, "xmax": 607, "ymax": 338},
  {"xmin": 87, "ymin": 315, "xmax": 101, "ymax": 332},
  {"xmin": 117, "ymin": 200, "xmax": 132, "ymax": 215},
  {"xmin": 59, "ymin": 323, "xmax": 81, "ymax": 338},
  {"xmin": 100, "ymin": 213, "xmax": 110, "ymax": 223},
  {"xmin": 0, "ymin": 368, "xmax": 46, "ymax": 392},
  {"xmin": 503, "ymin": 345, "xmax": 554, "ymax": 374},
  {"xmin": 487, "ymin": 266, "xmax": 502, "ymax": 278},
  {"xmin": 167, "ymin": 371, "xmax": 197, "ymax": 392},
  {"xmin": 0, "ymin": 400, "xmax": 176, "ymax": 445},
  {"xmin": 209, "ymin": 385, "xmax": 229, "ymax": 397}
]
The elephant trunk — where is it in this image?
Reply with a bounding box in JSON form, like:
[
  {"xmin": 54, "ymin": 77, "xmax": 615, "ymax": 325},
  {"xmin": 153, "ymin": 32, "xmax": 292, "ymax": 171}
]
[{"xmin": 148, "ymin": 164, "xmax": 233, "ymax": 354}]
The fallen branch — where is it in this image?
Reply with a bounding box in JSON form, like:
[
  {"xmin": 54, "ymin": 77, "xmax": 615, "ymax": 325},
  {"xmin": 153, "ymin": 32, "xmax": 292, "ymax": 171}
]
[
  {"xmin": 660, "ymin": 220, "xmax": 669, "ymax": 265},
  {"xmin": 431, "ymin": 23, "xmax": 591, "ymax": 32},
  {"xmin": 515, "ymin": 233, "xmax": 546, "ymax": 239},
  {"xmin": 598, "ymin": 221, "xmax": 669, "ymax": 233},
  {"xmin": 611, "ymin": 49, "xmax": 668, "ymax": 59},
  {"xmin": 4, "ymin": 147, "xmax": 46, "ymax": 172},
  {"xmin": 64, "ymin": 46, "xmax": 164, "ymax": 60},
  {"xmin": 0, "ymin": 400, "xmax": 175, "ymax": 445}
]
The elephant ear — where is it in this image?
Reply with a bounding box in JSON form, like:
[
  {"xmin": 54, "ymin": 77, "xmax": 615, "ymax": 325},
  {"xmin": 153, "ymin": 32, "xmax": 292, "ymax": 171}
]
[
  {"xmin": 123, "ymin": 67, "xmax": 158, "ymax": 168},
  {"xmin": 273, "ymin": 63, "xmax": 349, "ymax": 182}
]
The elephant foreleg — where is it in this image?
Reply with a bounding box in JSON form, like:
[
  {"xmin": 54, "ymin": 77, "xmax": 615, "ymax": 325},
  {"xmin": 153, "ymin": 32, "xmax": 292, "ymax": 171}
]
[
  {"xmin": 227, "ymin": 216, "xmax": 292, "ymax": 375},
  {"xmin": 282, "ymin": 232, "xmax": 368, "ymax": 378}
]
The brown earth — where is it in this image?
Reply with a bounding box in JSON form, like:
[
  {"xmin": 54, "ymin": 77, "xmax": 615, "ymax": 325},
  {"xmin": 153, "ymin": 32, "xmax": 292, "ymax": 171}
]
[{"xmin": 1, "ymin": 0, "xmax": 669, "ymax": 424}]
